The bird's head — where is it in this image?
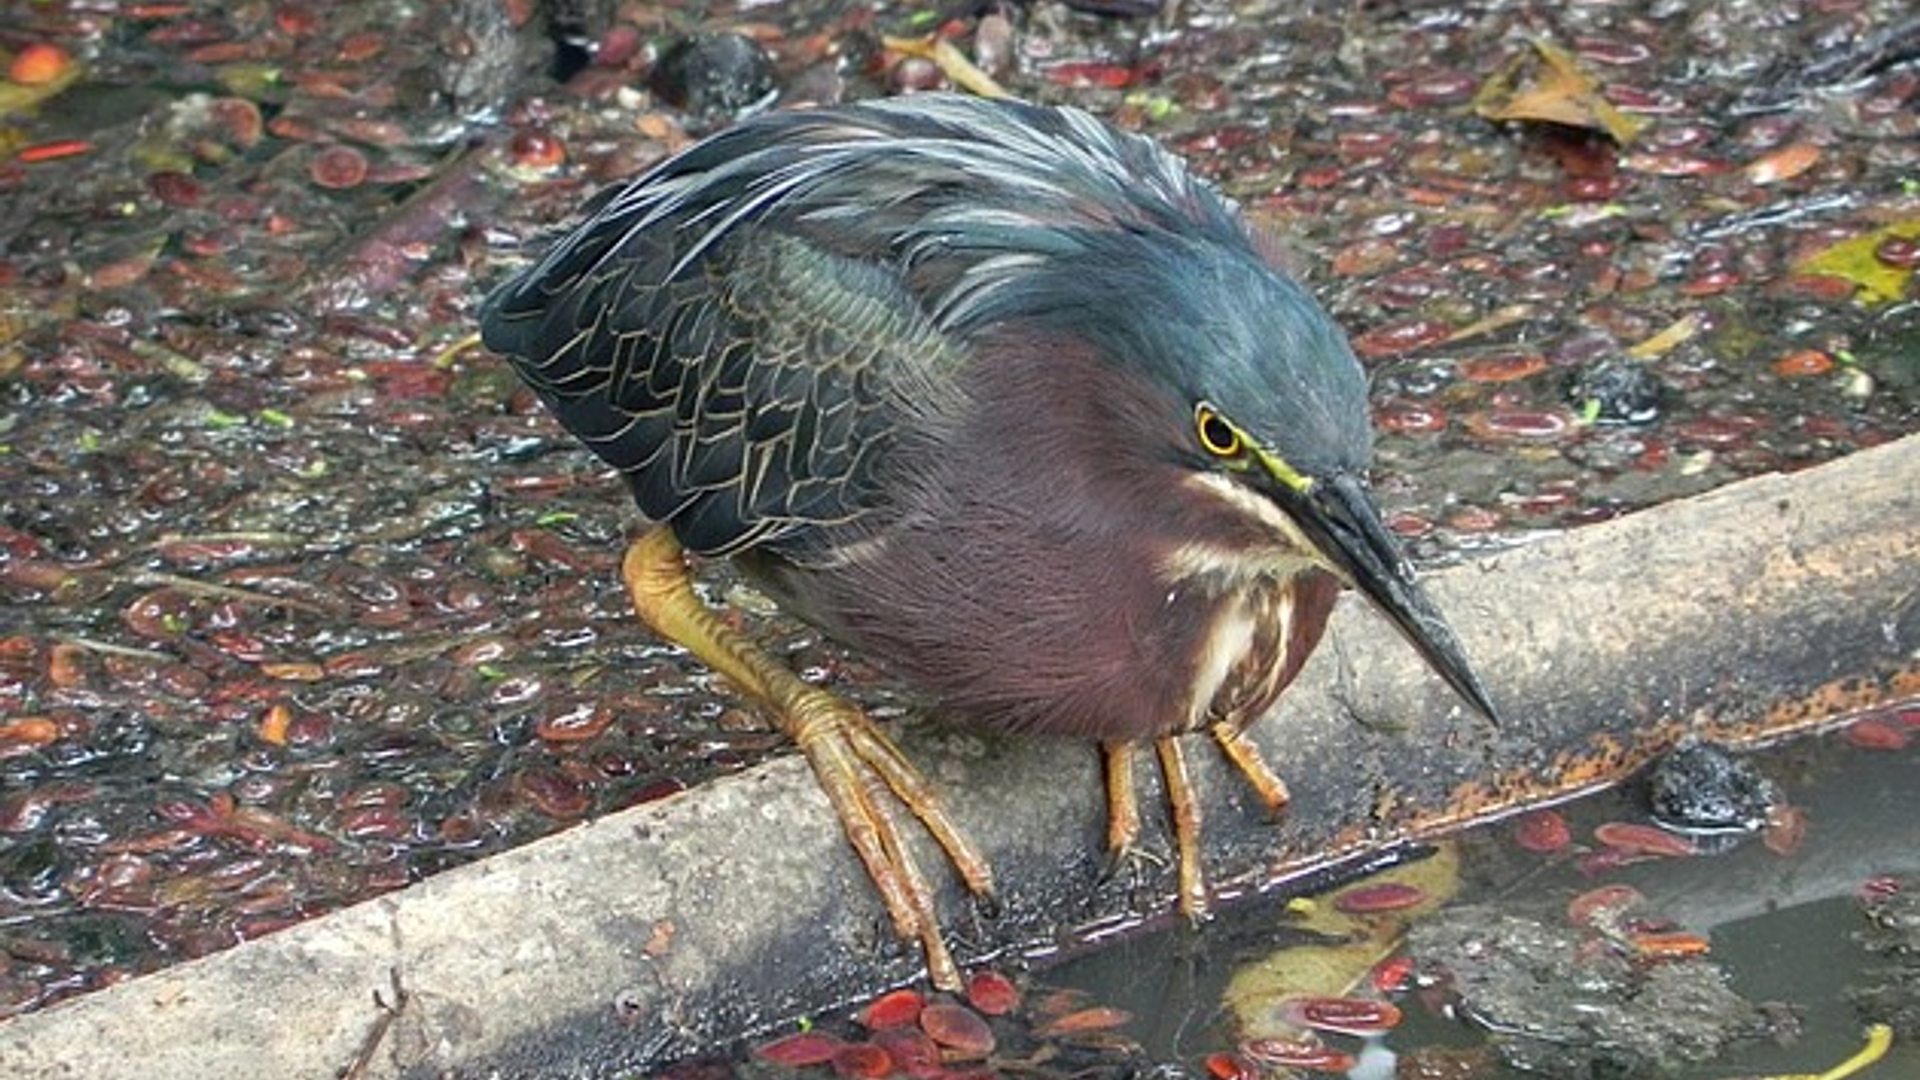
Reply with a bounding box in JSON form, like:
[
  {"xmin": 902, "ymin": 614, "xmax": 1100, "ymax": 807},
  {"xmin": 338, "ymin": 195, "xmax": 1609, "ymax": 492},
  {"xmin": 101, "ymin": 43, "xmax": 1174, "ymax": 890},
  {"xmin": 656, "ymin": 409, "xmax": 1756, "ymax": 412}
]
[
  {"xmin": 1164, "ymin": 243, "xmax": 1501, "ymax": 724},
  {"xmin": 955, "ymin": 228, "xmax": 1502, "ymax": 724}
]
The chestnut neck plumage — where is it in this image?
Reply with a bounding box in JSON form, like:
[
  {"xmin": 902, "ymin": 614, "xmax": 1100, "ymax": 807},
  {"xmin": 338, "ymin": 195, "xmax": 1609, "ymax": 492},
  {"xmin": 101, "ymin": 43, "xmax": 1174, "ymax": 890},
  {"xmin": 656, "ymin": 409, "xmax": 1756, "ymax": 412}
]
[{"xmin": 751, "ymin": 328, "xmax": 1343, "ymax": 742}]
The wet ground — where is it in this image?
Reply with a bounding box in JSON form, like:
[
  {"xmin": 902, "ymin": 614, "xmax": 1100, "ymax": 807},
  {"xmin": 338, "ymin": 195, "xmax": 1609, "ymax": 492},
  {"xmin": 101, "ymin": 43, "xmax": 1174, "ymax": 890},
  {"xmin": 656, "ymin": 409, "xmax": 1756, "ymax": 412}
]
[{"xmin": 1, "ymin": 0, "xmax": 1916, "ymax": 1062}]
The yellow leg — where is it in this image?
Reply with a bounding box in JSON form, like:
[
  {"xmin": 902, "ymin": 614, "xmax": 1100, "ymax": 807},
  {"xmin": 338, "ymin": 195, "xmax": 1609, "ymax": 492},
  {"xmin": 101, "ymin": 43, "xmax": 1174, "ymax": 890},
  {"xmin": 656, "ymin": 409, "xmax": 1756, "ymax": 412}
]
[
  {"xmin": 1155, "ymin": 736, "xmax": 1211, "ymax": 919},
  {"xmin": 1211, "ymin": 721, "xmax": 1292, "ymax": 813},
  {"xmin": 1108, "ymin": 735, "xmax": 1249, "ymax": 919},
  {"xmin": 1102, "ymin": 742, "xmax": 1142, "ymax": 860},
  {"xmin": 622, "ymin": 528, "xmax": 992, "ymax": 989}
]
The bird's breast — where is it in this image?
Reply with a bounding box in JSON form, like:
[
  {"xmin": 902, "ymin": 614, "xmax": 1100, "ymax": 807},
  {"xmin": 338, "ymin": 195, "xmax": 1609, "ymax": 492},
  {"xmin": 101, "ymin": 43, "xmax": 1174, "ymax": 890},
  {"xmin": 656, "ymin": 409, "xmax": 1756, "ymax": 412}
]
[{"xmin": 1175, "ymin": 568, "xmax": 1341, "ymax": 733}]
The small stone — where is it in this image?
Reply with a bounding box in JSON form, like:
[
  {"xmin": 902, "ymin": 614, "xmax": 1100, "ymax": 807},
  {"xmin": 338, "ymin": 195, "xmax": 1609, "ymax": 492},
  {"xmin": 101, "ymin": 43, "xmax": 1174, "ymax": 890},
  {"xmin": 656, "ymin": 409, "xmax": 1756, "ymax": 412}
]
[
  {"xmin": 648, "ymin": 33, "xmax": 777, "ymax": 121},
  {"xmin": 1567, "ymin": 358, "xmax": 1662, "ymax": 425},
  {"xmin": 1645, "ymin": 741, "xmax": 1777, "ymax": 835}
]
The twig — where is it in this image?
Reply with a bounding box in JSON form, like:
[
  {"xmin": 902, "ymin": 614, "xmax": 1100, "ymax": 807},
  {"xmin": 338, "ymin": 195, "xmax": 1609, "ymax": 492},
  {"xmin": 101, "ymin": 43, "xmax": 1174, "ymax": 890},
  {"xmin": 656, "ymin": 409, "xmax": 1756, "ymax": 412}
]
[
  {"xmin": 128, "ymin": 570, "xmax": 332, "ymax": 616},
  {"xmin": 341, "ymin": 968, "xmax": 411, "ymax": 1080},
  {"xmin": 881, "ymin": 34, "xmax": 1013, "ymax": 99}
]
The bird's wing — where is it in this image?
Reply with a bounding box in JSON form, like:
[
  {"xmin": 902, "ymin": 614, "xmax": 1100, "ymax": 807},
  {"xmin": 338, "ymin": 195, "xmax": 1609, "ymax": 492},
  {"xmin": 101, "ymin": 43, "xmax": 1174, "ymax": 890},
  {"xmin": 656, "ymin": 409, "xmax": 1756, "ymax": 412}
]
[{"xmin": 477, "ymin": 96, "xmax": 1245, "ymax": 556}]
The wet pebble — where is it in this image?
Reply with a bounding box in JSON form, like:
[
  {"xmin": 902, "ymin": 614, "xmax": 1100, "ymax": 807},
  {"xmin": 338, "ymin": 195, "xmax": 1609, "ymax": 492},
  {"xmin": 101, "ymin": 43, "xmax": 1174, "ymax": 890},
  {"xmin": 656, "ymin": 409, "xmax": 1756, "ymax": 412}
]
[
  {"xmin": 339, "ymin": 806, "xmax": 411, "ymax": 841},
  {"xmin": 1645, "ymin": 741, "xmax": 1777, "ymax": 835},
  {"xmin": 1567, "ymin": 359, "xmax": 1662, "ymax": 424},
  {"xmin": 9, "ymin": 42, "xmax": 73, "ymax": 85},
  {"xmin": 146, "ymin": 171, "xmax": 202, "ymax": 208},
  {"xmin": 1773, "ymin": 349, "xmax": 1835, "ymax": 378},
  {"xmin": 1458, "ymin": 353, "xmax": 1549, "ymax": 384},
  {"xmin": 1206, "ymin": 1050, "xmax": 1253, "ymax": 1080},
  {"xmin": 0, "ymin": 717, "xmax": 60, "ymax": 759},
  {"xmin": 1036, "ymin": 1005, "xmax": 1131, "ymax": 1036},
  {"xmin": 0, "ymin": 836, "xmax": 66, "ymax": 903},
  {"xmin": 1375, "ymin": 400, "xmax": 1448, "ymax": 435},
  {"xmin": 122, "ymin": 589, "xmax": 195, "ymax": 640},
  {"xmin": 829, "ymin": 1042, "xmax": 891, "ymax": 1079},
  {"xmin": 0, "ymin": 787, "xmax": 59, "ymax": 833},
  {"xmin": 507, "ymin": 129, "xmax": 566, "ymax": 174},
  {"xmin": 1351, "ymin": 317, "xmax": 1452, "ymax": 358},
  {"xmin": 890, "ymin": 55, "xmax": 943, "ymax": 93},
  {"xmin": 534, "ymin": 702, "xmax": 615, "ymax": 744},
  {"xmin": 648, "ymin": 33, "xmax": 777, "ymax": 120},
  {"xmin": 1672, "ymin": 414, "xmax": 1764, "ymax": 450},
  {"xmin": 1463, "ymin": 410, "xmax": 1573, "ymax": 442},
  {"xmin": 486, "ymin": 672, "xmax": 547, "ymax": 708},
  {"xmin": 1762, "ymin": 803, "xmax": 1808, "ymax": 856},
  {"xmin": 1874, "ymin": 236, "xmax": 1920, "ymax": 269},
  {"xmin": 1746, "ymin": 142, "xmax": 1821, "ymax": 184},
  {"xmin": 1844, "ymin": 719, "xmax": 1909, "ymax": 751},
  {"xmin": 872, "ymin": 1027, "xmax": 938, "ymax": 1074},
  {"xmin": 1387, "ymin": 69, "xmax": 1478, "ymax": 108}
]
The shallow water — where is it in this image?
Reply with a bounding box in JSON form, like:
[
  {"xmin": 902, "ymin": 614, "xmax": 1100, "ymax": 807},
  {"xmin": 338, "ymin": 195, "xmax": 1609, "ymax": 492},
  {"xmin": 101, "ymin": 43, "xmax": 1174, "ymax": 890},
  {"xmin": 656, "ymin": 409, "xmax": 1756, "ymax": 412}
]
[{"xmin": 1036, "ymin": 729, "xmax": 1920, "ymax": 1080}]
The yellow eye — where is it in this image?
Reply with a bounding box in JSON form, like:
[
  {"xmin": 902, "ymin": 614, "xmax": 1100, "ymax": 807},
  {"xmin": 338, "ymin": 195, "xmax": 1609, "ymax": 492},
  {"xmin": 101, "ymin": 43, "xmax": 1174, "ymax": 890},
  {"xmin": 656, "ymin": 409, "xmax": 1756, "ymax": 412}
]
[{"xmin": 1195, "ymin": 405, "xmax": 1242, "ymax": 458}]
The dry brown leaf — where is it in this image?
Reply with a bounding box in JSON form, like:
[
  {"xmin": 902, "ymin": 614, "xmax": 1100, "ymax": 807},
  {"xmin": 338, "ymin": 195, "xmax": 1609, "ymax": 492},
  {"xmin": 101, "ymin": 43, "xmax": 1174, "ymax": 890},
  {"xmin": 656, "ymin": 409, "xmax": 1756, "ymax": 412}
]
[{"xmin": 1474, "ymin": 39, "xmax": 1649, "ymax": 146}]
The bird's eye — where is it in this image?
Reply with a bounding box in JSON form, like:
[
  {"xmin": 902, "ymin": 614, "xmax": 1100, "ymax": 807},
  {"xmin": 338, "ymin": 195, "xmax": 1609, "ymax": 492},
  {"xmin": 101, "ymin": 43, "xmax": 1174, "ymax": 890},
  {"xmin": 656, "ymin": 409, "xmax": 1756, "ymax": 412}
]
[{"xmin": 1195, "ymin": 405, "xmax": 1242, "ymax": 459}]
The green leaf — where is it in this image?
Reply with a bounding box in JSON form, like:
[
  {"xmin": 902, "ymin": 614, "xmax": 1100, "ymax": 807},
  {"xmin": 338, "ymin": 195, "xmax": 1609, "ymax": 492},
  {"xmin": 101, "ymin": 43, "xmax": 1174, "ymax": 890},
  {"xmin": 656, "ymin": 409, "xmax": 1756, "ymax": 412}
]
[{"xmin": 1794, "ymin": 218, "xmax": 1920, "ymax": 306}]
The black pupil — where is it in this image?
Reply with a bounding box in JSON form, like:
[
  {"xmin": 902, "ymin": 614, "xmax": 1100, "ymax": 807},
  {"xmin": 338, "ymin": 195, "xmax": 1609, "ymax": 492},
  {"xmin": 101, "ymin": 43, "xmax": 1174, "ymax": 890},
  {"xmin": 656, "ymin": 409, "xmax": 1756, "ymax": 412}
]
[{"xmin": 1204, "ymin": 415, "xmax": 1234, "ymax": 453}]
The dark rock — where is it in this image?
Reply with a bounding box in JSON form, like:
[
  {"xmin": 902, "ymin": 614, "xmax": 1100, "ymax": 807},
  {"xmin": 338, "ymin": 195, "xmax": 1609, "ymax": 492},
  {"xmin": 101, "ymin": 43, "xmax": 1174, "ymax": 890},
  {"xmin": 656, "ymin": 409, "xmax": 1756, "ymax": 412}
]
[
  {"xmin": 1568, "ymin": 358, "xmax": 1663, "ymax": 425},
  {"xmin": 1645, "ymin": 740, "xmax": 1777, "ymax": 837},
  {"xmin": 1851, "ymin": 876, "xmax": 1920, "ymax": 1038},
  {"xmin": 1412, "ymin": 906, "xmax": 1759, "ymax": 1078},
  {"xmin": 648, "ymin": 33, "xmax": 778, "ymax": 122}
]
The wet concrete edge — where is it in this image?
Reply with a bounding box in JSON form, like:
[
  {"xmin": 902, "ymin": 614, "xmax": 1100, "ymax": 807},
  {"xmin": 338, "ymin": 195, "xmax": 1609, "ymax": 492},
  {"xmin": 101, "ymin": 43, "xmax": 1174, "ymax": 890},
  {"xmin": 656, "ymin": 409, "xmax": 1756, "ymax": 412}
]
[{"xmin": 1, "ymin": 434, "xmax": 1914, "ymax": 1080}]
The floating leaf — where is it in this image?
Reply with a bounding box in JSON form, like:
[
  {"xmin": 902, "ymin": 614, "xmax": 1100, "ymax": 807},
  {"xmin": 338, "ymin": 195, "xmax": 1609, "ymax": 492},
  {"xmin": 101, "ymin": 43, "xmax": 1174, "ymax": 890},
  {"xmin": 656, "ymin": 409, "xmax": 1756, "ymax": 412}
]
[
  {"xmin": 1332, "ymin": 881, "xmax": 1427, "ymax": 914},
  {"xmin": 753, "ymin": 1030, "xmax": 843, "ymax": 1067},
  {"xmin": 1035, "ymin": 1005, "xmax": 1132, "ymax": 1037},
  {"xmin": 965, "ymin": 970, "xmax": 1019, "ymax": 1016},
  {"xmin": 0, "ymin": 51, "xmax": 84, "ymax": 119},
  {"xmin": 859, "ymin": 988, "xmax": 924, "ymax": 1030},
  {"xmin": 1626, "ymin": 312, "xmax": 1704, "ymax": 360},
  {"xmin": 1793, "ymin": 219, "xmax": 1920, "ymax": 306},
  {"xmin": 1474, "ymin": 39, "xmax": 1649, "ymax": 146},
  {"xmin": 1593, "ymin": 821, "xmax": 1697, "ymax": 857},
  {"xmin": 920, "ymin": 1002, "xmax": 994, "ymax": 1058},
  {"xmin": 1225, "ymin": 844, "xmax": 1460, "ymax": 1042}
]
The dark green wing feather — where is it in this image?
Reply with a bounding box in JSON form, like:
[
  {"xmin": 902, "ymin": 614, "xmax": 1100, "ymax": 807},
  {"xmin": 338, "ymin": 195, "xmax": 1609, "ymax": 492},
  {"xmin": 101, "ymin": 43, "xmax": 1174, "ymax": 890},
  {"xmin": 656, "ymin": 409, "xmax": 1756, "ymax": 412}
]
[{"xmin": 478, "ymin": 95, "xmax": 1249, "ymax": 557}]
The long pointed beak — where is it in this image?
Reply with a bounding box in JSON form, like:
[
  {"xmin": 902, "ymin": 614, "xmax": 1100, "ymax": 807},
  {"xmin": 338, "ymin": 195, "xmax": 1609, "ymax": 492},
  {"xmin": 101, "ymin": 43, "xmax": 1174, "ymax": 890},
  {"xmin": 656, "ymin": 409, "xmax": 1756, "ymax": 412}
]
[{"xmin": 1285, "ymin": 472, "xmax": 1502, "ymax": 724}]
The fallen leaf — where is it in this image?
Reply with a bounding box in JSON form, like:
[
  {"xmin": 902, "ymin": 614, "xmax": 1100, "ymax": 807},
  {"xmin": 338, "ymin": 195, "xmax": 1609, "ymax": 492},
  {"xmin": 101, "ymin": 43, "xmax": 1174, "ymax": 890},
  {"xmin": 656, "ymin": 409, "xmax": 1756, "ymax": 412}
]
[
  {"xmin": 1225, "ymin": 844, "xmax": 1461, "ymax": 1042},
  {"xmin": 1474, "ymin": 39, "xmax": 1649, "ymax": 146},
  {"xmin": 1793, "ymin": 219, "xmax": 1920, "ymax": 306}
]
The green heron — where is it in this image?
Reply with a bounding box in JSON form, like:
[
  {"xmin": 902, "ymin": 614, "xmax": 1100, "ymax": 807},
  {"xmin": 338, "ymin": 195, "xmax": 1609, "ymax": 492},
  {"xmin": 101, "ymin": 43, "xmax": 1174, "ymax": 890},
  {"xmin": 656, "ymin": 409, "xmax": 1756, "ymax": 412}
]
[{"xmin": 480, "ymin": 94, "xmax": 1499, "ymax": 989}]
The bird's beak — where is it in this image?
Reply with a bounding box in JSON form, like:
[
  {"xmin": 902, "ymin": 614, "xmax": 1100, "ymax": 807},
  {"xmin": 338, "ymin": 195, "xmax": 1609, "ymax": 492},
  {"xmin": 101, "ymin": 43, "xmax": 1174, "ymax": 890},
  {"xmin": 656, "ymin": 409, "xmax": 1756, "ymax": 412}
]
[{"xmin": 1283, "ymin": 471, "xmax": 1502, "ymax": 724}]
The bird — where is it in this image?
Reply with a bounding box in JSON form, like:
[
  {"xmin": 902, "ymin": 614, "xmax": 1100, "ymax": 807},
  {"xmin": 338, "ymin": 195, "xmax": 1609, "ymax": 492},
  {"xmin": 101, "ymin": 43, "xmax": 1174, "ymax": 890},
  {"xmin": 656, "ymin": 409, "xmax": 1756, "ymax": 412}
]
[{"xmin": 478, "ymin": 93, "xmax": 1499, "ymax": 991}]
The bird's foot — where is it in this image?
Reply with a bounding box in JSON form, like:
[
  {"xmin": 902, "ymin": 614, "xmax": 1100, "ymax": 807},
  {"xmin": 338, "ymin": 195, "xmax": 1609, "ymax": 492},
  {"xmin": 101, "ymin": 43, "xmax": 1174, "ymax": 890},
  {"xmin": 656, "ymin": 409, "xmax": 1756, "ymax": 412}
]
[
  {"xmin": 1102, "ymin": 728, "xmax": 1296, "ymax": 922},
  {"xmin": 786, "ymin": 689, "xmax": 993, "ymax": 990},
  {"xmin": 621, "ymin": 528, "xmax": 992, "ymax": 990}
]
